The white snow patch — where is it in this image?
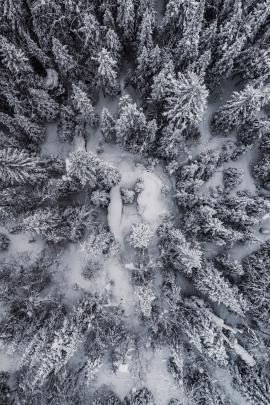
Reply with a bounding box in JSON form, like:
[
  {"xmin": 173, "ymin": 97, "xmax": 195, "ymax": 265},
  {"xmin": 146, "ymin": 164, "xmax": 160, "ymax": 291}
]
[
  {"xmin": 41, "ymin": 123, "xmax": 72, "ymax": 157},
  {"xmin": 137, "ymin": 171, "xmax": 169, "ymax": 228},
  {"xmin": 233, "ymin": 340, "xmax": 256, "ymax": 367},
  {"xmin": 108, "ymin": 186, "xmax": 123, "ymax": 244},
  {"xmin": 145, "ymin": 348, "xmax": 183, "ymax": 405},
  {"xmin": 44, "ymin": 68, "xmax": 58, "ymax": 90},
  {"xmin": 73, "ymin": 133, "xmax": 86, "ymax": 152},
  {"xmin": 0, "ymin": 351, "xmax": 20, "ymax": 372},
  {"xmin": 104, "ymin": 257, "xmax": 135, "ymax": 315}
]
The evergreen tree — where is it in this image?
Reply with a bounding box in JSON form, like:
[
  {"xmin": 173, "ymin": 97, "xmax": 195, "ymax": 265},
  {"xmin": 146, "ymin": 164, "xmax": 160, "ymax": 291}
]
[
  {"xmin": 175, "ymin": 0, "xmax": 205, "ymax": 67},
  {"xmin": 137, "ymin": 6, "xmax": 156, "ymax": 51},
  {"xmin": 23, "ymin": 206, "xmax": 92, "ymax": 244},
  {"xmin": 117, "ymin": 0, "xmax": 135, "ymax": 40},
  {"xmin": 95, "ymin": 48, "xmax": 118, "ymax": 96},
  {"xmin": 230, "ymin": 363, "xmax": 270, "ymax": 405},
  {"xmin": 28, "ymin": 88, "xmax": 59, "ymax": 122},
  {"xmin": 104, "ymin": 29, "xmax": 122, "ymax": 60},
  {"xmin": 0, "ymin": 35, "xmax": 32, "ymax": 76},
  {"xmin": 57, "ymin": 105, "xmax": 76, "ymax": 142},
  {"xmin": 179, "ymin": 297, "xmax": 229, "ymax": 366},
  {"xmin": 243, "ymin": 0, "xmax": 270, "ymax": 43},
  {"xmin": 100, "ymin": 107, "xmax": 116, "ymax": 142},
  {"xmin": 67, "ymin": 150, "xmax": 99, "ymax": 187},
  {"xmin": 81, "ymin": 226, "xmax": 119, "ymax": 258},
  {"xmin": 212, "ymin": 85, "xmax": 270, "ymax": 132},
  {"xmin": 115, "ymin": 97, "xmax": 149, "ymax": 152},
  {"xmin": 164, "ymin": 71, "xmax": 208, "ymax": 134},
  {"xmin": 71, "ymin": 84, "xmax": 96, "ymax": 125},
  {"xmin": 52, "ymin": 38, "xmax": 77, "ymax": 76},
  {"xmin": 0, "ymin": 148, "xmax": 45, "ymax": 185},
  {"xmin": 194, "ymin": 261, "xmax": 248, "ymax": 315},
  {"xmin": 98, "ymin": 162, "xmax": 121, "ymax": 190},
  {"xmin": 0, "ymin": 0, "xmax": 24, "ymax": 31},
  {"xmin": 14, "ymin": 114, "xmax": 45, "ymax": 144},
  {"xmin": 158, "ymin": 222, "xmax": 202, "ymax": 276},
  {"xmin": 78, "ymin": 12, "xmax": 101, "ymax": 50},
  {"xmin": 0, "ymin": 232, "xmax": 10, "ymax": 251},
  {"xmin": 151, "ymin": 61, "xmax": 175, "ymax": 102},
  {"xmin": 136, "ymin": 45, "xmax": 162, "ymax": 94}
]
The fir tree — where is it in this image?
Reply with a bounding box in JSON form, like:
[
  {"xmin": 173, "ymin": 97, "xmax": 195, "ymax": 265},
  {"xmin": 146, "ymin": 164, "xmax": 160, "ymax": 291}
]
[
  {"xmin": 115, "ymin": 97, "xmax": 149, "ymax": 152},
  {"xmin": 164, "ymin": 71, "xmax": 208, "ymax": 134},
  {"xmin": 194, "ymin": 261, "xmax": 248, "ymax": 315},
  {"xmin": 0, "ymin": 35, "xmax": 32, "ymax": 76},
  {"xmin": 137, "ymin": 6, "xmax": 156, "ymax": 51},
  {"xmin": 95, "ymin": 48, "xmax": 118, "ymax": 95},
  {"xmin": 67, "ymin": 150, "xmax": 99, "ymax": 187},
  {"xmin": 28, "ymin": 88, "xmax": 59, "ymax": 122},
  {"xmin": 52, "ymin": 38, "xmax": 77, "ymax": 76},
  {"xmin": 0, "ymin": 148, "xmax": 45, "ymax": 185},
  {"xmin": 104, "ymin": 29, "xmax": 122, "ymax": 60},
  {"xmin": 100, "ymin": 107, "xmax": 116, "ymax": 142},
  {"xmin": 71, "ymin": 84, "xmax": 96, "ymax": 125},
  {"xmin": 212, "ymin": 85, "xmax": 270, "ymax": 132},
  {"xmin": 117, "ymin": 0, "xmax": 135, "ymax": 40}
]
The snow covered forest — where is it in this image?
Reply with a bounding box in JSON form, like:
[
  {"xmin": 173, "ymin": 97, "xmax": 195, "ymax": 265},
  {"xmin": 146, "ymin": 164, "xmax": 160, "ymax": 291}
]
[{"xmin": 1, "ymin": 0, "xmax": 270, "ymax": 403}]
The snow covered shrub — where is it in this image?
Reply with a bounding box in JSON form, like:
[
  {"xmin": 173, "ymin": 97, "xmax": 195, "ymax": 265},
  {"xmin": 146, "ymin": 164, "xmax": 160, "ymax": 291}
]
[
  {"xmin": 129, "ymin": 223, "xmax": 154, "ymax": 250},
  {"xmin": 93, "ymin": 386, "xmax": 123, "ymax": 405},
  {"xmin": 91, "ymin": 190, "xmax": 110, "ymax": 208},
  {"xmin": 82, "ymin": 259, "xmax": 102, "ymax": 280},
  {"xmin": 121, "ymin": 188, "xmax": 135, "ymax": 204},
  {"xmin": 81, "ymin": 226, "xmax": 119, "ymax": 258},
  {"xmin": 134, "ymin": 177, "xmax": 144, "ymax": 193},
  {"xmin": 223, "ymin": 167, "xmax": 243, "ymax": 191},
  {"xmin": 97, "ymin": 163, "xmax": 121, "ymax": 190},
  {"xmin": 0, "ymin": 232, "xmax": 10, "ymax": 250},
  {"xmin": 135, "ymin": 284, "xmax": 155, "ymax": 318},
  {"xmin": 124, "ymin": 387, "xmax": 156, "ymax": 405}
]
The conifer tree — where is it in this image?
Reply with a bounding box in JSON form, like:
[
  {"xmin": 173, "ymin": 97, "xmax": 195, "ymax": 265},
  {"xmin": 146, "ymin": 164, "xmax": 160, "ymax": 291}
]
[
  {"xmin": 95, "ymin": 48, "xmax": 118, "ymax": 96},
  {"xmin": 28, "ymin": 88, "xmax": 59, "ymax": 122},
  {"xmin": 52, "ymin": 38, "xmax": 77, "ymax": 76},
  {"xmin": 115, "ymin": 97, "xmax": 149, "ymax": 152},
  {"xmin": 0, "ymin": 35, "xmax": 32, "ymax": 76},
  {"xmin": 67, "ymin": 150, "xmax": 99, "ymax": 187},
  {"xmin": 243, "ymin": 0, "xmax": 270, "ymax": 43},
  {"xmin": 78, "ymin": 12, "xmax": 101, "ymax": 50},
  {"xmin": 137, "ymin": 6, "xmax": 156, "ymax": 51},
  {"xmin": 164, "ymin": 71, "xmax": 208, "ymax": 134},
  {"xmin": 104, "ymin": 29, "xmax": 122, "ymax": 60},
  {"xmin": 100, "ymin": 107, "xmax": 116, "ymax": 142},
  {"xmin": 117, "ymin": 0, "xmax": 135, "ymax": 40},
  {"xmin": 0, "ymin": 148, "xmax": 44, "ymax": 185},
  {"xmin": 212, "ymin": 85, "xmax": 270, "ymax": 132},
  {"xmin": 194, "ymin": 261, "xmax": 248, "ymax": 315},
  {"xmin": 175, "ymin": 0, "xmax": 205, "ymax": 67},
  {"xmin": 71, "ymin": 84, "xmax": 96, "ymax": 125}
]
